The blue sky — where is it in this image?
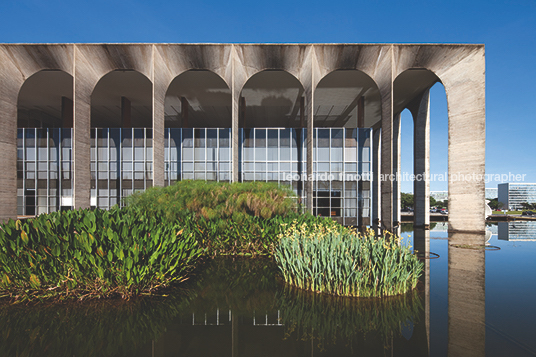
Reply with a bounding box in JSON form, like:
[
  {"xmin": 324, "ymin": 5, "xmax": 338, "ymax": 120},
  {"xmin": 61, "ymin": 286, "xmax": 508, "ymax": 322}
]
[{"xmin": 1, "ymin": 0, "xmax": 535, "ymax": 193}]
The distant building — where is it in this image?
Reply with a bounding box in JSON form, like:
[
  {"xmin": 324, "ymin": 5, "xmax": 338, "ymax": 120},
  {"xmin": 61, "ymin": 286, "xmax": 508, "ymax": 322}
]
[
  {"xmin": 485, "ymin": 188, "xmax": 498, "ymax": 199},
  {"xmin": 430, "ymin": 191, "xmax": 448, "ymax": 202},
  {"xmin": 498, "ymin": 183, "xmax": 536, "ymax": 210}
]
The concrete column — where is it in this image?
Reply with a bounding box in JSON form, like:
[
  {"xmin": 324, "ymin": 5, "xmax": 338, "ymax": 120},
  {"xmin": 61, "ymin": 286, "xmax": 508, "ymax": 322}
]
[
  {"xmin": 73, "ymin": 60, "xmax": 91, "ymax": 210},
  {"xmin": 447, "ymin": 79, "xmax": 486, "ymax": 233},
  {"xmin": 181, "ymin": 97, "xmax": 189, "ymax": 128},
  {"xmin": 121, "ymin": 97, "xmax": 131, "ymax": 128},
  {"xmin": 0, "ymin": 92, "xmax": 17, "ymax": 222},
  {"xmin": 152, "ymin": 83, "xmax": 165, "ymax": 188},
  {"xmin": 392, "ymin": 113, "xmax": 401, "ymax": 226},
  {"xmin": 231, "ymin": 79, "xmax": 239, "ymax": 183},
  {"xmin": 61, "ymin": 97, "xmax": 73, "ymax": 128},
  {"xmin": 306, "ymin": 89, "xmax": 314, "ymax": 213},
  {"xmin": 412, "ymin": 90, "xmax": 430, "ymax": 229},
  {"xmin": 357, "ymin": 96, "xmax": 365, "ymax": 128},
  {"xmin": 380, "ymin": 87, "xmax": 394, "ymax": 232},
  {"xmin": 299, "ymin": 97, "xmax": 305, "ymax": 128},
  {"xmin": 448, "ymin": 233, "xmax": 486, "ymax": 357},
  {"xmin": 372, "ymin": 127, "xmax": 381, "ymax": 229}
]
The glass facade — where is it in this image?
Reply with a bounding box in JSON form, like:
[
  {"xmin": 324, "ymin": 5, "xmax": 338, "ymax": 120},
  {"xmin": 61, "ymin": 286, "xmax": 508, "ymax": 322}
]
[
  {"xmin": 17, "ymin": 128, "xmax": 73, "ymax": 215},
  {"xmin": 165, "ymin": 128, "xmax": 232, "ymax": 185},
  {"xmin": 240, "ymin": 128, "xmax": 307, "ymax": 205},
  {"xmin": 312, "ymin": 128, "xmax": 372, "ymax": 226},
  {"xmin": 17, "ymin": 126, "xmax": 372, "ymax": 226},
  {"xmin": 90, "ymin": 128, "xmax": 153, "ymax": 209}
]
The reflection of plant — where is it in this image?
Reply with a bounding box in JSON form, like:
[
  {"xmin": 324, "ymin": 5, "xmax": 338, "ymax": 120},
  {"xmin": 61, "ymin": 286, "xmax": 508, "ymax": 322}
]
[
  {"xmin": 277, "ymin": 285, "xmax": 423, "ymax": 348},
  {"xmin": 0, "ymin": 295, "xmax": 183, "ymax": 357},
  {"xmin": 178, "ymin": 257, "xmax": 280, "ymax": 314},
  {"xmin": 275, "ymin": 226, "xmax": 423, "ymax": 297}
]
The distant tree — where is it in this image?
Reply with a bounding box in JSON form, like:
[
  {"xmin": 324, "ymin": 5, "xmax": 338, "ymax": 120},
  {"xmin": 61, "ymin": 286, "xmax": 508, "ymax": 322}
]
[
  {"xmin": 488, "ymin": 198, "xmax": 500, "ymax": 210},
  {"xmin": 430, "ymin": 196, "xmax": 437, "ymax": 207},
  {"xmin": 521, "ymin": 202, "xmax": 536, "ymax": 210},
  {"xmin": 401, "ymin": 193, "xmax": 414, "ymax": 209}
]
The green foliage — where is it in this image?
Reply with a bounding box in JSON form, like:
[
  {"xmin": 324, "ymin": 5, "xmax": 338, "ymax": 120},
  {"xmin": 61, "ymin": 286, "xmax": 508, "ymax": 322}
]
[
  {"xmin": 123, "ymin": 180, "xmax": 297, "ymax": 221},
  {"xmin": 274, "ymin": 227, "xmax": 423, "ymax": 298},
  {"xmin": 0, "ymin": 207, "xmax": 203, "ymax": 302},
  {"xmin": 122, "ymin": 180, "xmax": 320, "ymax": 255},
  {"xmin": 401, "ymin": 192, "xmax": 414, "ymax": 209}
]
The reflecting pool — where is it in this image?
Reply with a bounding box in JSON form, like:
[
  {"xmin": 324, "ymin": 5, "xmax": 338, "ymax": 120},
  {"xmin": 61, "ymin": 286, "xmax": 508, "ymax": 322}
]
[{"xmin": 1, "ymin": 222, "xmax": 535, "ymax": 356}]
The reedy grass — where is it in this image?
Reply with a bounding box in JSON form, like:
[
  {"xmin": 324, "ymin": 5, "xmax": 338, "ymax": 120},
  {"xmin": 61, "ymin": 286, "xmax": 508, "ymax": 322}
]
[{"xmin": 274, "ymin": 224, "xmax": 423, "ymax": 298}]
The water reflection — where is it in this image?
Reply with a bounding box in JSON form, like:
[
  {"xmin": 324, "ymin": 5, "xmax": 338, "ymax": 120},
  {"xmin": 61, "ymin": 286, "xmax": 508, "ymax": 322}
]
[
  {"xmin": 0, "ymin": 257, "xmax": 428, "ymax": 357},
  {"xmin": 498, "ymin": 221, "xmax": 536, "ymax": 241},
  {"xmin": 448, "ymin": 233, "xmax": 486, "ymax": 357},
  {"xmin": 0, "ymin": 228, "xmax": 503, "ymax": 357}
]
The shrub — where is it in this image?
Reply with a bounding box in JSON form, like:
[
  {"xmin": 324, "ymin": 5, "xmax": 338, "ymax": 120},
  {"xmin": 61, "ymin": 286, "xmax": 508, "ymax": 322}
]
[
  {"xmin": 274, "ymin": 225, "xmax": 423, "ymax": 297},
  {"xmin": 122, "ymin": 180, "xmax": 325, "ymax": 255},
  {"xmin": 0, "ymin": 207, "xmax": 203, "ymax": 302}
]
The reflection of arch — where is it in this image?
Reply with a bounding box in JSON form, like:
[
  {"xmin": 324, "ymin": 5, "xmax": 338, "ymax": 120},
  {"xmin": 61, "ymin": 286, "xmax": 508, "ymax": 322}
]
[
  {"xmin": 91, "ymin": 70, "xmax": 153, "ymax": 128},
  {"xmin": 18, "ymin": 70, "xmax": 73, "ymax": 128},
  {"xmin": 240, "ymin": 70, "xmax": 305, "ymax": 128},
  {"xmin": 165, "ymin": 70, "xmax": 231, "ymax": 128},
  {"xmin": 314, "ymin": 69, "xmax": 381, "ymax": 128}
]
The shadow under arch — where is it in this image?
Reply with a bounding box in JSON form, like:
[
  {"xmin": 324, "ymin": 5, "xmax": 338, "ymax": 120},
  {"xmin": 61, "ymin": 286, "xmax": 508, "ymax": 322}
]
[
  {"xmin": 16, "ymin": 70, "xmax": 75, "ymax": 216},
  {"xmin": 91, "ymin": 69, "xmax": 153, "ymax": 128},
  {"xmin": 18, "ymin": 69, "xmax": 73, "ymax": 128},
  {"xmin": 164, "ymin": 69, "xmax": 231, "ymax": 128},
  {"xmin": 314, "ymin": 69, "xmax": 381, "ymax": 128},
  {"xmin": 240, "ymin": 69, "xmax": 305, "ymax": 128}
]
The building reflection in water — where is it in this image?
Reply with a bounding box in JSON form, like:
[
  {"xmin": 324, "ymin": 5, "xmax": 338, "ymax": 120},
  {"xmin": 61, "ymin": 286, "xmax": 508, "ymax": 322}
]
[
  {"xmin": 0, "ymin": 230, "xmax": 491, "ymax": 357},
  {"xmin": 447, "ymin": 232, "xmax": 486, "ymax": 357},
  {"xmin": 498, "ymin": 221, "xmax": 536, "ymax": 241}
]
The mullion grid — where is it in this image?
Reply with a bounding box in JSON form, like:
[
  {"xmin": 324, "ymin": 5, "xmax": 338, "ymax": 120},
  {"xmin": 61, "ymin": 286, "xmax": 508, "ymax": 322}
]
[
  {"xmin": 240, "ymin": 128, "xmax": 304, "ymax": 208},
  {"xmin": 166, "ymin": 128, "xmax": 230, "ymax": 184},
  {"xmin": 18, "ymin": 128, "xmax": 69, "ymax": 216}
]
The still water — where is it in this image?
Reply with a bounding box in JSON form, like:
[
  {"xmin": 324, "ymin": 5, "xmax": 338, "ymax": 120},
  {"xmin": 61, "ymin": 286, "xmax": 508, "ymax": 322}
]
[{"xmin": 1, "ymin": 222, "xmax": 535, "ymax": 356}]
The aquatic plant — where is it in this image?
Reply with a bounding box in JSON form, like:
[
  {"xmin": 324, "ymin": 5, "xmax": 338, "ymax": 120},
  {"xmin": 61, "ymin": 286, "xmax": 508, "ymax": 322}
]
[
  {"xmin": 122, "ymin": 180, "xmax": 334, "ymax": 255},
  {"xmin": 274, "ymin": 225, "xmax": 423, "ymax": 297},
  {"xmin": 0, "ymin": 207, "xmax": 203, "ymax": 302}
]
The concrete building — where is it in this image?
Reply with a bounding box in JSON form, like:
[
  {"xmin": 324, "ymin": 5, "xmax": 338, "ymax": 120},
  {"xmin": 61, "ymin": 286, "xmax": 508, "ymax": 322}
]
[
  {"xmin": 498, "ymin": 183, "xmax": 536, "ymax": 210},
  {"xmin": 430, "ymin": 191, "xmax": 448, "ymax": 202},
  {"xmin": 0, "ymin": 43, "xmax": 486, "ymax": 233}
]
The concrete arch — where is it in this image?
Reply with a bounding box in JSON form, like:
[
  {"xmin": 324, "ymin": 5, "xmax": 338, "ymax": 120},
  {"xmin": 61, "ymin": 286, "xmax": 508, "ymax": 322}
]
[
  {"xmin": 314, "ymin": 69, "xmax": 382, "ymax": 128},
  {"xmin": 90, "ymin": 69, "xmax": 153, "ymax": 128},
  {"xmin": 154, "ymin": 45, "xmax": 233, "ymax": 93},
  {"xmin": 164, "ymin": 69, "xmax": 232, "ymax": 128},
  {"xmin": 393, "ymin": 48, "xmax": 486, "ymax": 233},
  {"xmin": 238, "ymin": 69, "xmax": 306, "ymax": 128},
  {"xmin": 17, "ymin": 70, "xmax": 74, "ymax": 128}
]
